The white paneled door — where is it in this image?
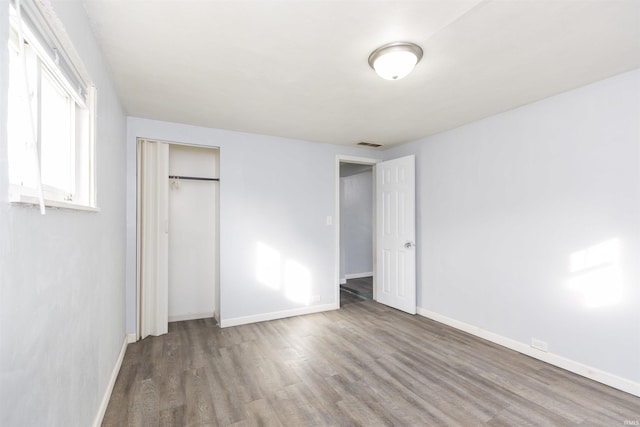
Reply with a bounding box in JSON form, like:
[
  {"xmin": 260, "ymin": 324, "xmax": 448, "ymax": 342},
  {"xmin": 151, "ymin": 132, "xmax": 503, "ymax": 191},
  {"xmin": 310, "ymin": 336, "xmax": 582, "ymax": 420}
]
[{"xmin": 376, "ymin": 155, "xmax": 416, "ymax": 314}]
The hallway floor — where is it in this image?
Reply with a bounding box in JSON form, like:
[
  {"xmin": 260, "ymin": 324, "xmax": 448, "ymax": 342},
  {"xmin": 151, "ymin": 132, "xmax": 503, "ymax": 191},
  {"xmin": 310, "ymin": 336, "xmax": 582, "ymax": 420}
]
[{"xmin": 340, "ymin": 276, "xmax": 373, "ymax": 300}]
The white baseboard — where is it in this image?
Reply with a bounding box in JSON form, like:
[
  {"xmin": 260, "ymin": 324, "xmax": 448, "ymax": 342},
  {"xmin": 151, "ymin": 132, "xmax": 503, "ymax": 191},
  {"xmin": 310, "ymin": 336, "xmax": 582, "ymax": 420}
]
[
  {"xmin": 93, "ymin": 334, "xmax": 129, "ymax": 427},
  {"xmin": 345, "ymin": 272, "xmax": 373, "ymax": 280},
  {"xmin": 220, "ymin": 303, "xmax": 338, "ymax": 328},
  {"xmin": 169, "ymin": 311, "xmax": 215, "ymax": 322},
  {"xmin": 340, "ymin": 278, "xmax": 347, "ymax": 285},
  {"xmin": 417, "ymin": 307, "xmax": 640, "ymax": 397},
  {"xmin": 127, "ymin": 332, "xmax": 136, "ymax": 343}
]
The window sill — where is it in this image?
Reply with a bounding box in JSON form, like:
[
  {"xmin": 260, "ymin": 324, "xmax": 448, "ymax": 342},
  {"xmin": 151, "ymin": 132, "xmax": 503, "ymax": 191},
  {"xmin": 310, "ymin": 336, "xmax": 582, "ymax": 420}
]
[{"xmin": 10, "ymin": 194, "xmax": 100, "ymax": 212}]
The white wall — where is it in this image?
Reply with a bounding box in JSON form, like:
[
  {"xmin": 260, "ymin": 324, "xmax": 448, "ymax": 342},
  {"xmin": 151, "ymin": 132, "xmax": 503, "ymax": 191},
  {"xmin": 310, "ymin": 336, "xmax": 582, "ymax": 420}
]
[
  {"xmin": 339, "ymin": 168, "xmax": 373, "ymax": 279},
  {"xmin": 126, "ymin": 118, "xmax": 381, "ymax": 328},
  {"xmin": 0, "ymin": 1, "xmax": 127, "ymax": 426},
  {"xmin": 386, "ymin": 69, "xmax": 640, "ymax": 388},
  {"xmin": 168, "ymin": 144, "xmax": 218, "ymax": 321}
]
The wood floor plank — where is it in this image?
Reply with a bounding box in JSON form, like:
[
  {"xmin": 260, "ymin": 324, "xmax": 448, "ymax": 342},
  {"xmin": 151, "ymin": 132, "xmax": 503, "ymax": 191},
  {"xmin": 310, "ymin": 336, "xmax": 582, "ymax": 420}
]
[
  {"xmin": 243, "ymin": 399, "xmax": 284, "ymax": 427},
  {"xmin": 158, "ymin": 331, "xmax": 185, "ymax": 412},
  {"xmin": 129, "ymin": 377, "xmax": 160, "ymax": 427},
  {"xmin": 204, "ymin": 361, "xmax": 249, "ymax": 426},
  {"xmin": 183, "ymin": 366, "xmax": 216, "ymax": 426},
  {"xmin": 159, "ymin": 404, "xmax": 186, "ymax": 427},
  {"xmin": 103, "ymin": 292, "xmax": 640, "ymax": 426}
]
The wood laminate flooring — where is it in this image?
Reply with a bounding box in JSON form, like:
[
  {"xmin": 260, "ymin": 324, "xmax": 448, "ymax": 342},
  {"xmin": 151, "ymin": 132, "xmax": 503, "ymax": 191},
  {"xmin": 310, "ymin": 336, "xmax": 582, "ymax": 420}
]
[
  {"xmin": 103, "ymin": 292, "xmax": 640, "ymax": 426},
  {"xmin": 340, "ymin": 277, "xmax": 373, "ymax": 301}
]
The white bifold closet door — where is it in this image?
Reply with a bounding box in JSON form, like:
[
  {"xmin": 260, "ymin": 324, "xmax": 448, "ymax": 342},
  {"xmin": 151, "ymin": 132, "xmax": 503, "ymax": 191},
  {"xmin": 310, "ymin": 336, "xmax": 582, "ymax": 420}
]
[{"xmin": 137, "ymin": 139, "xmax": 169, "ymax": 339}]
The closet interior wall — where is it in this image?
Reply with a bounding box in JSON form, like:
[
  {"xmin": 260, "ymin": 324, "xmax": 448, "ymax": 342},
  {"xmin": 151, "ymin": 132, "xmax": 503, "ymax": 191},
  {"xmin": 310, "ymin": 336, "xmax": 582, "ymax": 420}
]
[{"xmin": 168, "ymin": 144, "xmax": 219, "ymax": 322}]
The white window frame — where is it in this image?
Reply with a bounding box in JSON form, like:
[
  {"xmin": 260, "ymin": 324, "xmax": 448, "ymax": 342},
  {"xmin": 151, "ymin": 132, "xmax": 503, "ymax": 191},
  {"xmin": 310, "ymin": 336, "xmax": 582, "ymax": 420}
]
[{"xmin": 7, "ymin": 0, "xmax": 97, "ymax": 212}]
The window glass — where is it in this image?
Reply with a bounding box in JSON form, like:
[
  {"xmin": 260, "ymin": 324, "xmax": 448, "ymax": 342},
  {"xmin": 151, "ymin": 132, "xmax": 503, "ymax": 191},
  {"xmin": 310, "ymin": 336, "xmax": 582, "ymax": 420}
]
[
  {"xmin": 7, "ymin": 1, "xmax": 96, "ymax": 209},
  {"xmin": 40, "ymin": 68, "xmax": 73, "ymax": 194}
]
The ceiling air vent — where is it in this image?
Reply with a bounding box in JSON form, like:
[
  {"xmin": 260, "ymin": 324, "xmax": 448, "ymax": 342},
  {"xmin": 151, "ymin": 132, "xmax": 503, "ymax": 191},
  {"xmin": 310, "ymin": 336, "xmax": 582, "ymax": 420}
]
[{"xmin": 357, "ymin": 141, "xmax": 383, "ymax": 148}]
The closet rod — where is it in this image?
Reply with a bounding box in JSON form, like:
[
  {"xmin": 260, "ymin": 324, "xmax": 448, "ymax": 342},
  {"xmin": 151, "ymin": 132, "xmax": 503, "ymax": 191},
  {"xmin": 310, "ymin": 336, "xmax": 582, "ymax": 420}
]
[{"xmin": 169, "ymin": 175, "xmax": 219, "ymax": 182}]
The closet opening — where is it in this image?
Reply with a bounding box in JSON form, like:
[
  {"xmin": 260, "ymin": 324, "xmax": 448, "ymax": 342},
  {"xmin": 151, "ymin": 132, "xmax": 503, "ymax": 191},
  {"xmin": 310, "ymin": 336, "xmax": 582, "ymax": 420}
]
[{"xmin": 136, "ymin": 139, "xmax": 220, "ymax": 340}]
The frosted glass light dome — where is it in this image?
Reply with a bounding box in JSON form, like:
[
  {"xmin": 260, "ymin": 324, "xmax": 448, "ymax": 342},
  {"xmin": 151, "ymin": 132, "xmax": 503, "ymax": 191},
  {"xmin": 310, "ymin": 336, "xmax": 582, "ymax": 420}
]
[{"xmin": 368, "ymin": 42, "xmax": 423, "ymax": 80}]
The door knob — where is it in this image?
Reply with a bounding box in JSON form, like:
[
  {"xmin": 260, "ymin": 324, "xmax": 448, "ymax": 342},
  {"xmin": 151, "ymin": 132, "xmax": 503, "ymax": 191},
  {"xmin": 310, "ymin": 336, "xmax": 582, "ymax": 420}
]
[{"xmin": 404, "ymin": 241, "xmax": 415, "ymax": 249}]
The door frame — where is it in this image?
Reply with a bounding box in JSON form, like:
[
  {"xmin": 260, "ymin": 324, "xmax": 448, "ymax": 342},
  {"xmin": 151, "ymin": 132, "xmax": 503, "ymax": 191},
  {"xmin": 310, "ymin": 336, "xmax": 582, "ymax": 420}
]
[{"xmin": 334, "ymin": 155, "xmax": 379, "ymax": 307}]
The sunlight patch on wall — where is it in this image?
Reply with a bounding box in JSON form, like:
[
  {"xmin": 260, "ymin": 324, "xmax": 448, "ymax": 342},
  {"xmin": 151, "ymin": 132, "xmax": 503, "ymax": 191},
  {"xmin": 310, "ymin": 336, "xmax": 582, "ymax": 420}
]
[
  {"xmin": 256, "ymin": 242, "xmax": 312, "ymax": 306},
  {"xmin": 284, "ymin": 260, "xmax": 311, "ymax": 305},
  {"xmin": 256, "ymin": 241, "xmax": 281, "ymax": 290},
  {"xmin": 567, "ymin": 238, "xmax": 623, "ymax": 308}
]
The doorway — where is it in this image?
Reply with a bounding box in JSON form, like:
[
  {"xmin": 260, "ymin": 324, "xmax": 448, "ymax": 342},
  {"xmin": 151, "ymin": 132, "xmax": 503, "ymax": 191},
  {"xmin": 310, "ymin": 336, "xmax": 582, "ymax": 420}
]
[
  {"xmin": 336, "ymin": 156, "xmax": 377, "ymax": 306},
  {"xmin": 335, "ymin": 154, "xmax": 417, "ymax": 314}
]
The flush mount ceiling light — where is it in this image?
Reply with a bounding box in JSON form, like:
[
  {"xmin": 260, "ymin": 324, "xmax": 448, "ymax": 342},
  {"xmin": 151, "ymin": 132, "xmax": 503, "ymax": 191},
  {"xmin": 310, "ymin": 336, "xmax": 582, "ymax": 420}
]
[{"xmin": 368, "ymin": 42, "xmax": 423, "ymax": 80}]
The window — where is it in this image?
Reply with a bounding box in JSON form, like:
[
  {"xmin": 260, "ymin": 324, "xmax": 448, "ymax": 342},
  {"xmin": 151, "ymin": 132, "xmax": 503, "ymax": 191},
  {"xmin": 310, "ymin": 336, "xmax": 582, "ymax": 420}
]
[{"xmin": 7, "ymin": 0, "xmax": 96, "ymax": 211}]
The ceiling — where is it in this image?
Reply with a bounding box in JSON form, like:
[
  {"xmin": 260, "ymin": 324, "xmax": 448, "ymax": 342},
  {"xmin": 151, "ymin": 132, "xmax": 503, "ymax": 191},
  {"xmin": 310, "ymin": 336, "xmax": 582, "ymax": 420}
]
[
  {"xmin": 82, "ymin": 0, "xmax": 640, "ymax": 148},
  {"xmin": 340, "ymin": 162, "xmax": 372, "ymax": 178}
]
